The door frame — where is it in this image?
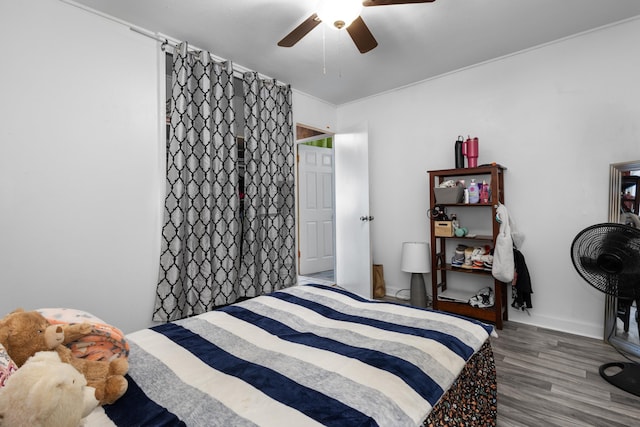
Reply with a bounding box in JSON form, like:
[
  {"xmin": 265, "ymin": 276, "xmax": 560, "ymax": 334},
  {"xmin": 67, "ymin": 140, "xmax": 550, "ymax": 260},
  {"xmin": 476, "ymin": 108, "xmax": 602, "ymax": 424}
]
[
  {"xmin": 295, "ymin": 128, "xmax": 336, "ymax": 278},
  {"xmin": 295, "ymin": 132, "xmax": 336, "ymax": 275}
]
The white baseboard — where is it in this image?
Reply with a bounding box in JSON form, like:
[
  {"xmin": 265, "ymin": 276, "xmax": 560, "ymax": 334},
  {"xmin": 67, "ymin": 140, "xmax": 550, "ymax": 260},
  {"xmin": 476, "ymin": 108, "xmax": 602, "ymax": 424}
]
[
  {"xmin": 507, "ymin": 309, "xmax": 603, "ymax": 339},
  {"xmin": 387, "ymin": 285, "xmax": 603, "ymax": 340},
  {"xmin": 384, "ymin": 285, "xmax": 411, "ymax": 301}
]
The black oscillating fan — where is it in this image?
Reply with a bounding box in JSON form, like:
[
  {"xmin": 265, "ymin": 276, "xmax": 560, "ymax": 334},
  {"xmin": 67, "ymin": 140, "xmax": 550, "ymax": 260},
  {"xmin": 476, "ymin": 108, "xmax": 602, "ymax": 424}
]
[{"xmin": 571, "ymin": 222, "xmax": 640, "ymax": 396}]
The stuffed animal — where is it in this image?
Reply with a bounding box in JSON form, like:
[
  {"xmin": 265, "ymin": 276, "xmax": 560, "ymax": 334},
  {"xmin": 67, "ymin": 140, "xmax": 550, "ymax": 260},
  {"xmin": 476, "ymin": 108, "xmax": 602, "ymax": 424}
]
[
  {"xmin": 0, "ymin": 343, "xmax": 17, "ymax": 388},
  {"xmin": 0, "ymin": 309, "xmax": 128, "ymax": 405},
  {"xmin": 0, "ymin": 351, "xmax": 99, "ymax": 427}
]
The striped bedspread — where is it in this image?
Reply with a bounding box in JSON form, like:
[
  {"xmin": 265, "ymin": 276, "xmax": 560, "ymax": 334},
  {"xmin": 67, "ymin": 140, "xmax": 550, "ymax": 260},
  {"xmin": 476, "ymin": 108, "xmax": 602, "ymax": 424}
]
[{"xmin": 86, "ymin": 284, "xmax": 494, "ymax": 427}]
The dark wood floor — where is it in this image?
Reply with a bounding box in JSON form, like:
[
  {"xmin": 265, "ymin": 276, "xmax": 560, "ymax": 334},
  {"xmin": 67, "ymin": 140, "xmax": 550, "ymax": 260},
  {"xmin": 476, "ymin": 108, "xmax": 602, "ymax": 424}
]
[{"xmin": 492, "ymin": 321, "xmax": 640, "ymax": 427}]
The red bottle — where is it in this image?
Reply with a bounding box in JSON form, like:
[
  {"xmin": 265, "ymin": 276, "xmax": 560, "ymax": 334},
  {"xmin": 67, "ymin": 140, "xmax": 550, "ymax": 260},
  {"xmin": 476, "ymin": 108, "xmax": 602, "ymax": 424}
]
[
  {"xmin": 463, "ymin": 137, "xmax": 479, "ymax": 168},
  {"xmin": 480, "ymin": 180, "xmax": 489, "ymax": 203}
]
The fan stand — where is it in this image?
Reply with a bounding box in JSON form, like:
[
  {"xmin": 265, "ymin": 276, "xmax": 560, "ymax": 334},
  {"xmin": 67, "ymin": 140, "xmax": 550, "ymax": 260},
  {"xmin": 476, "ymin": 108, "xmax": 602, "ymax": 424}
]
[
  {"xmin": 570, "ymin": 223, "xmax": 640, "ymax": 398},
  {"xmin": 599, "ymin": 362, "xmax": 640, "ymax": 397},
  {"xmin": 600, "ymin": 295, "xmax": 640, "ymax": 397}
]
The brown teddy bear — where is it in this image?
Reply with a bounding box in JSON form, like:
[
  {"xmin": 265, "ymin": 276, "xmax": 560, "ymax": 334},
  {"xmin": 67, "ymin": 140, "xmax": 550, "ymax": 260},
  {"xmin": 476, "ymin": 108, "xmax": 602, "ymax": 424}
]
[{"xmin": 0, "ymin": 309, "xmax": 128, "ymax": 405}]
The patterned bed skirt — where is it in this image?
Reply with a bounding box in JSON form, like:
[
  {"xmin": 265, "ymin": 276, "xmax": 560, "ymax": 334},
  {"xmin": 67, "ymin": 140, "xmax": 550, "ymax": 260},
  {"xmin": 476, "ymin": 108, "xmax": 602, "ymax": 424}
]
[{"xmin": 423, "ymin": 340, "xmax": 497, "ymax": 426}]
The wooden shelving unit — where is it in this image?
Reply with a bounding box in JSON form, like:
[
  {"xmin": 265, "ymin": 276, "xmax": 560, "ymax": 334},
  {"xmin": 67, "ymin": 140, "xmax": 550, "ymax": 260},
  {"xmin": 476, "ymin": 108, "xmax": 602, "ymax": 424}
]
[{"xmin": 428, "ymin": 165, "xmax": 508, "ymax": 329}]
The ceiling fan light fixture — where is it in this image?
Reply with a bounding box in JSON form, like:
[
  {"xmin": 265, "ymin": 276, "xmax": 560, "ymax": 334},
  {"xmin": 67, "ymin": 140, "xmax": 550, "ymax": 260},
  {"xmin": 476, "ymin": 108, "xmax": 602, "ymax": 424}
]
[{"xmin": 316, "ymin": 0, "xmax": 363, "ymax": 30}]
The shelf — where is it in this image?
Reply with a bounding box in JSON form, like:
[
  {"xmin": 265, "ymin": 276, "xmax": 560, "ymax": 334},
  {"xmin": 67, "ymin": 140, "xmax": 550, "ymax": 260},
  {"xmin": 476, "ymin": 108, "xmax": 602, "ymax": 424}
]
[
  {"xmin": 437, "ymin": 288, "xmax": 474, "ymax": 303},
  {"xmin": 428, "ymin": 165, "xmax": 508, "ymax": 329},
  {"xmin": 436, "ymin": 300, "xmax": 506, "ymax": 323},
  {"xmin": 435, "ymin": 234, "xmax": 493, "ymax": 241},
  {"xmin": 434, "ymin": 203, "xmax": 495, "ymax": 207},
  {"xmin": 439, "ymin": 264, "xmax": 493, "ymax": 275},
  {"xmin": 429, "ymin": 165, "xmax": 507, "ymax": 176}
]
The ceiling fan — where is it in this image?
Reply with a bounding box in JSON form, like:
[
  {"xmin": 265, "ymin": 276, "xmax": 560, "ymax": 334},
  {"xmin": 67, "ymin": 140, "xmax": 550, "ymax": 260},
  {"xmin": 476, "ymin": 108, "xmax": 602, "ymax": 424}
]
[{"xmin": 278, "ymin": 0, "xmax": 436, "ymax": 54}]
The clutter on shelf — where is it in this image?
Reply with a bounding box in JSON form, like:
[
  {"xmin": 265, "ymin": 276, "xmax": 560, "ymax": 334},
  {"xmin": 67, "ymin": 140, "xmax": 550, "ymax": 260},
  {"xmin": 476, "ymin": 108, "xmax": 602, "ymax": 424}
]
[
  {"xmin": 433, "ymin": 176, "xmax": 492, "ymax": 205},
  {"xmin": 450, "ymin": 244, "xmax": 494, "ymax": 272},
  {"xmin": 469, "ymin": 287, "xmax": 495, "ymax": 308}
]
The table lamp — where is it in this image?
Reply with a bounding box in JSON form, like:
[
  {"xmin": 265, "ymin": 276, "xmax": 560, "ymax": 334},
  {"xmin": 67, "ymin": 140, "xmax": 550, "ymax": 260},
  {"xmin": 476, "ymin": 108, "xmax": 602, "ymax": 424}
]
[{"xmin": 401, "ymin": 242, "xmax": 431, "ymax": 307}]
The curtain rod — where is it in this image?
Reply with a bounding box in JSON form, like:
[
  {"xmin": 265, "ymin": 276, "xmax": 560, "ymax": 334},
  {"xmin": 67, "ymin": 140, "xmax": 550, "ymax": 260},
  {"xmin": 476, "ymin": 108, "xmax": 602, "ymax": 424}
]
[{"xmin": 130, "ymin": 28, "xmax": 276, "ymax": 82}]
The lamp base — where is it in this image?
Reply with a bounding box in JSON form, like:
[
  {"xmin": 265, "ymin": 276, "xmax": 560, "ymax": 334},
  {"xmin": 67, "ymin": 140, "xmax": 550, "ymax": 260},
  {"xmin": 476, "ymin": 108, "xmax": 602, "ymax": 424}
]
[{"xmin": 410, "ymin": 273, "xmax": 428, "ymax": 308}]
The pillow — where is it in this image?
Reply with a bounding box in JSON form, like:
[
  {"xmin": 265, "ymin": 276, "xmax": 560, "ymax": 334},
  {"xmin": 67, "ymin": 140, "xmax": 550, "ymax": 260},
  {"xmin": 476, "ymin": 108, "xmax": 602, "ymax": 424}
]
[
  {"xmin": 37, "ymin": 308, "xmax": 129, "ymax": 362},
  {"xmin": 37, "ymin": 307, "xmax": 106, "ymax": 324}
]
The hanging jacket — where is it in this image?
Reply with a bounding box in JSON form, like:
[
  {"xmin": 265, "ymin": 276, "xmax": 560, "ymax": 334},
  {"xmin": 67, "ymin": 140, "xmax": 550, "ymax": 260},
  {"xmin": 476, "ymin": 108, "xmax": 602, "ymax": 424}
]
[{"xmin": 512, "ymin": 248, "xmax": 533, "ymax": 309}]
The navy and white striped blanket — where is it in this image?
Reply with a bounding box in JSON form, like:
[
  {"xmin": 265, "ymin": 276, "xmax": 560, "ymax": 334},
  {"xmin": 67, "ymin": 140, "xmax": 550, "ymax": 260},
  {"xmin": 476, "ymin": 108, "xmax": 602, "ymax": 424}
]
[{"xmin": 86, "ymin": 284, "xmax": 494, "ymax": 426}]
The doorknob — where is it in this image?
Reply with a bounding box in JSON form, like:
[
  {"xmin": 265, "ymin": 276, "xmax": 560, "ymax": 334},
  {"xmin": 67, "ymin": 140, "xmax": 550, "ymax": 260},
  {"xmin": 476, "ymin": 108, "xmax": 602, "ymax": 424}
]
[{"xmin": 360, "ymin": 215, "xmax": 374, "ymax": 222}]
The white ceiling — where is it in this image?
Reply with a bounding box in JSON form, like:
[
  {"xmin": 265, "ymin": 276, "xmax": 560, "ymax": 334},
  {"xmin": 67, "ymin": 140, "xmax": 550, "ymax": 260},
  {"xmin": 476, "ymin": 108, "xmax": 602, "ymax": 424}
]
[{"xmin": 71, "ymin": 0, "xmax": 640, "ymax": 105}]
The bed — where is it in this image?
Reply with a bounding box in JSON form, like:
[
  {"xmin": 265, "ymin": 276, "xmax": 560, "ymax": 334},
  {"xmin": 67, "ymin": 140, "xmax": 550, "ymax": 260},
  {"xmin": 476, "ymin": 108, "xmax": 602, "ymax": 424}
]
[{"xmin": 85, "ymin": 283, "xmax": 497, "ymax": 426}]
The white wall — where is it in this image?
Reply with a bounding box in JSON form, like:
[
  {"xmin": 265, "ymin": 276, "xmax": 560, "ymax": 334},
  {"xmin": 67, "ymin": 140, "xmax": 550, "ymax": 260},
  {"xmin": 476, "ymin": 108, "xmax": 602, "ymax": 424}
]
[
  {"xmin": 337, "ymin": 17, "xmax": 640, "ymax": 338},
  {"xmin": 5, "ymin": 1, "xmax": 640, "ymax": 339},
  {"xmin": 0, "ymin": 0, "xmax": 338, "ymax": 334},
  {"xmin": 0, "ymin": 0, "xmax": 163, "ymax": 333},
  {"xmin": 293, "ymin": 90, "xmax": 337, "ymax": 134}
]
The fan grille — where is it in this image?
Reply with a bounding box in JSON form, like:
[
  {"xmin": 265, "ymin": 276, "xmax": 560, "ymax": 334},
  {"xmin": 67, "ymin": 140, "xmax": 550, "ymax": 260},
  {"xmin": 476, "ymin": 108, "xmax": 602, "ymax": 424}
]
[{"xmin": 571, "ymin": 223, "xmax": 640, "ymax": 298}]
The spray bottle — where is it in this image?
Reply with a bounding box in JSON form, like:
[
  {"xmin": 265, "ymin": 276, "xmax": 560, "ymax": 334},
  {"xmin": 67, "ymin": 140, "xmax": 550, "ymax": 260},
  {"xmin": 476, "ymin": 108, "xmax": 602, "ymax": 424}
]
[
  {"xmin": 480, "ymin": 180, "xmax": 489, "ymax": 203},
  {"xmin": 468, "ymin": 179, "xmax": 479, "ymax": 203}
]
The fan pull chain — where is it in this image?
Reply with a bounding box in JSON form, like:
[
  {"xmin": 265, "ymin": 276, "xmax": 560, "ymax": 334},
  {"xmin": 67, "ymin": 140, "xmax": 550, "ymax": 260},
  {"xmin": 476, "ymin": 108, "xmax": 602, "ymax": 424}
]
[
  {"xmin": 322, "ymin": 25, "xmax": 326, "ymax": 75},
  {"xmin": 338, "ymin": 29, "xmax": 343, "ymax": 78}
]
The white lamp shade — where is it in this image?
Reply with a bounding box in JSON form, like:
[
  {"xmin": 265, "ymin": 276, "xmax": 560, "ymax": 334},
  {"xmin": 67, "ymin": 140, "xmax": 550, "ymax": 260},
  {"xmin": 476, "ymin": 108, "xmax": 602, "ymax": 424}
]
[
  {"xmin": 401, "ymin": 242, "xmax": 431, "ymax": 273},
  {"xmin": 317, "ymin": 0, "xmax": 362, "ymax": 29}
]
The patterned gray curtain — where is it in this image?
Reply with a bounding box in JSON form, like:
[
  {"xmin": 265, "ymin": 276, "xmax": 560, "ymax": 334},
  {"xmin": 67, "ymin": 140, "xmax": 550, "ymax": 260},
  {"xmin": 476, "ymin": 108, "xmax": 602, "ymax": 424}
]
[
  {"xmin": 154, "ymin": 43, "xmax": 241, "ymax": 322},
  {"xmin": 239, "ymin": 72, "xmax": 296, "ymax": 296}
]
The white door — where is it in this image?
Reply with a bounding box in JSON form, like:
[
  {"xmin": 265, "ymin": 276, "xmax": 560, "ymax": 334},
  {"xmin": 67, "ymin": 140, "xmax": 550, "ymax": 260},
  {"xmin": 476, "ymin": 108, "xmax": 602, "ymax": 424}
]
[
  {"xmin": 298, "ymin": 143, "xmax": 335, "ymax": 275},
  {"xmin": 335, "ymin": 124, "xmax": 372, "ymax": 298}
]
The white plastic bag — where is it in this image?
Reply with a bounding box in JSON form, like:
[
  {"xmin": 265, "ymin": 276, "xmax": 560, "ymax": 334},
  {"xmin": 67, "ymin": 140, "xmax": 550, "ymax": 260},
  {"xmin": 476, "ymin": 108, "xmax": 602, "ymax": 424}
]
[{"xmin": 492, "ymin": 203, "xmax": 514, "ymax": 283}]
